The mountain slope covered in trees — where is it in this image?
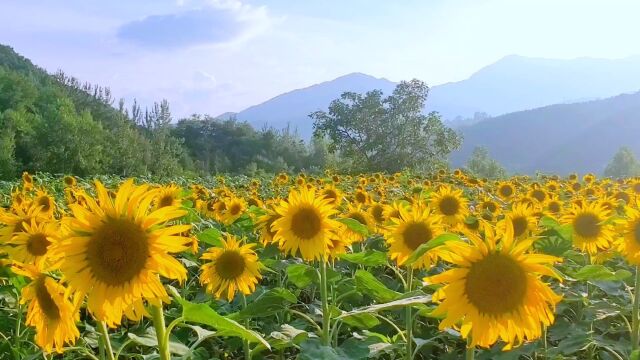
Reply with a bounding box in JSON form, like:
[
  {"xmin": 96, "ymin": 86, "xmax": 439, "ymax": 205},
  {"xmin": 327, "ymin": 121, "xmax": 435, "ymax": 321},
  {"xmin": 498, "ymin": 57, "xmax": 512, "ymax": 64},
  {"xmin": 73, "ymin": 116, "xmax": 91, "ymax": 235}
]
[
  {"xmin": 451, "ymin": 92, "xmax": 640, "ymax": 174},
  {"xmin": 225, "ymin": 55, "xmax": 640, "ymax": 139}
]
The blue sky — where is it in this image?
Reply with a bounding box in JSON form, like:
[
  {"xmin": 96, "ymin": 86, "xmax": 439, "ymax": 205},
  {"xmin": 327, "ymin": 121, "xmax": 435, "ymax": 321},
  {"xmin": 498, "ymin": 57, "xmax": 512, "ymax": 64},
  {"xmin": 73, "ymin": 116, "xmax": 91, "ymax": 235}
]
[{"xmin": 1, "ymin": 0, "xmax": 639, "ymax": 117}]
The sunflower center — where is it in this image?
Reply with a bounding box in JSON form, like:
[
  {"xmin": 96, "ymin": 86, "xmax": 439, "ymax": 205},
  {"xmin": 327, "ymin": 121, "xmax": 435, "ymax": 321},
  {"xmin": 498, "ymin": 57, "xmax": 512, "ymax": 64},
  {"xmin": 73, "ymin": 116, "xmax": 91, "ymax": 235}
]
[
  {"xmin": 27, "ymin": 233, "xmax": 51, "ymax": 256},
  {"xmin": 86, "ymin": 217, "xmax": 149, "ymax": 286},
  {"xmin": 13, "ymin": 218, "xmax": 29, "ymax": 234},
  {"xmin": 465, "ymin": 253, "xmax": 527, "ymax": 316},
  {"xmin": 35, "ymin": 278, "xmax": 60, "ymax": 321},
  {"xmin": 290, "ymin": 207, "xmax": 322, "ymax": 240},
  {"xmin": 616, "ymin": 192, "xmax": 630, "ymax": 204},
  {"xmin": 355, "ymin": 192, "xmax": 367, "ymax": 204},
  {"xmin": 371, "ymin": 205, "xmax": 385, "ymax": 223},
  {"xmin": 531, "ymin": 190, "xmax": 546, "ymax": 202},
  {"xmin": 439, "ymin": 196, "xmax": 460, "ymax": 216},
  {"xmin": 323, "ymin": 190, "xmax": 337, "ymax": 201},
  {"xmin": 38, "ymin": 197, "xmax": 51, "ymax": 212},
  {"xmin": 499, "ymin": 185, "xmax": 513, "ymax": 198},
  {"xmin": 215, "ymin": 251, "xmax": 246, "ymax": 280},
  {"xmin": 484, "ymin": 201, "xmax": 497, "ymax": 213},
  {"xmin": 634, "ymin": 183, "xmax": 640, "ymax": 194},
  {"xmin": 573, "ymin": 213, "xmax": 601, "ymax": 238},
  {"xmin": 402, "ymin": 222, "xmax": 433, "ymax": 250},
  {"xmin": 229, "ymin": 203, "xmax": 242, "ymax": 216},
  {"xmin": 548, "ymin": 201, "xmax": 561, "ymax": 214},
  {"xmin": 158, "ymin": 195, "xmax": 174, "ymax": 208},
  {"xmin": 512, "ymin": 216, "xmax": 528, "ymax": 237}
]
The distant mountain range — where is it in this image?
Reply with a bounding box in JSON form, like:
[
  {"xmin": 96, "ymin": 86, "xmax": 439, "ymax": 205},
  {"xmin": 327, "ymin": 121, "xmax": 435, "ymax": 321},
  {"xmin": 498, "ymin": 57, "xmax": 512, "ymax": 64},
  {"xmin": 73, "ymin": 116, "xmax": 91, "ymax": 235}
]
[
  {"xmin": 450, "ymin": 91, "xmax": 640, "ymax": 174},
  {"xmin": 220, "ymin": 55, "xmax": 640, "ymax": 140}
]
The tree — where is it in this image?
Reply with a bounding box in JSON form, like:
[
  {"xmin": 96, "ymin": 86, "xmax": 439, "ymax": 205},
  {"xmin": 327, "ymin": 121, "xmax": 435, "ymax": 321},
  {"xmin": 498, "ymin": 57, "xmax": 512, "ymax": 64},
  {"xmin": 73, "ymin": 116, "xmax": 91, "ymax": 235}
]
[
  {"xmin": 466, "ymin": 146, "xmax": 507, "ymax": 179},
  {"xmin": 311, "ymin": 79, "xmax": 461, "ymax": 173},
  {"xmin": 604, "ymin": 146, "xmax": 640, "ymax": 178}
]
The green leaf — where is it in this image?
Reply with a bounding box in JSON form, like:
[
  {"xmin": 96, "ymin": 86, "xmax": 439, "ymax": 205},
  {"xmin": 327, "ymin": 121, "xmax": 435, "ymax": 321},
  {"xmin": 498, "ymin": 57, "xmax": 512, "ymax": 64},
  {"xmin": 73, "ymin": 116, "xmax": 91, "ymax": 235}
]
[
  {"xmin": 197, "ymin": 227, "xmax": 222, "ymax": 247},
  {"xmin": 287, "ymin": 263, "xmax": 318, "ymax": 288},
  {"xmin": 298, "ymin": 338, "xmax": 374, "ymax": 360},
  {"xmin": 251, "ymin": 325, "xmax": 309, "ymax": 357},
  {"xmin": 231, "ymin": 288, "xmax": 297, "ymax": 320},
  {"xmin": 337, "ymin": 295, "xmax": 431, "ymax": 319},
  {"xmin": 340, "ymin": 312, "xmax": 381, "ymax": 329},
  {"xmin": 127, "ymin": 330, "xmax": 190, "ymax": 355},
  {"xmin": 338, "ymin": 218, "xmax": 369, "ymax": 236},
  {"xmin": 404, "ymin": 233, "xmax": 461, "ymax": 266},
  {"xmin": 573, "ymin": 265, "xmax": 629, "ymax": 281},
  {"xmin": 176, "ymin": 297, "xmax": 270, "ymax": 349},
  {"xmin": 340, "ymin": 250, "xmax": 387, "ymax": 267},
  {"xmin": 631, "ymin": 350, "xmax": 640, "ymax": 360},
  {"xmin": 354, "ymin": 270, "xmax": 400, "ymax": 303}
]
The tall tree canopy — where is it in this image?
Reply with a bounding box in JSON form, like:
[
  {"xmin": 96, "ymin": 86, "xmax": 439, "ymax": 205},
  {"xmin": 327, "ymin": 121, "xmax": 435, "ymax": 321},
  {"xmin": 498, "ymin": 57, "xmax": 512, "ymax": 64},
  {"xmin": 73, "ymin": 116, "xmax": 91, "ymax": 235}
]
[
  {"xmin": 604, "ymin": 146, "xmax": 640, "ymax": 178},
  {"xmin": 311, "ymin": 79, "xmax": 461, "ymax": 173},
  {"xmin": 466, "ymin": 146, "xmax": 507, "ymax": 179}
]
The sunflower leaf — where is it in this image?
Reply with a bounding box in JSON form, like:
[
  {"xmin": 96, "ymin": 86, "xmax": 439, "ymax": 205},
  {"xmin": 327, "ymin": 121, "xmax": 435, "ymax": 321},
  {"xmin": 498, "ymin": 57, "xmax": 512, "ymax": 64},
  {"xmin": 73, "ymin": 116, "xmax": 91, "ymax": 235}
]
[
  {"xmin": 354, "ymin": 270, "xmax": 400, "ymax": 303},
  {"xmin": 287, "ymin": 263, "xmax": 318, "ymax": 288},
  {"xmin": 338, "ymin": 218, "xmax": 369, "ymax": 236},
  {"xmin": 404, "ymin": 233, "xmax": 461, "ymax": 267},
  {"xmin": 176, "ymin": 298, "xmax": 271, "ymax": 349},
  {"xmin": 336, "ymin": 295, "xmax": 432, "ymax": 319},
  {"xmin": 197, "ymin": 227, "xmax": 223, "ymax": 247},
  {"xmin": 230, "ymin": 288, "xmax": 297, "ymax": 320},
  {"xmin": 340, "ymin": 250, "xmax": 388, "ymax": 267}
]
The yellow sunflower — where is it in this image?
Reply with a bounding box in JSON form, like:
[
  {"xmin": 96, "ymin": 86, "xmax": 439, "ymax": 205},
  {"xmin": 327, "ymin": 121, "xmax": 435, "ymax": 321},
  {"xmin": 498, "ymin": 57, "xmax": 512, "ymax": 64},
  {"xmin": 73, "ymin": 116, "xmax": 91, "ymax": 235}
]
[
  {"xmin": 12, "ymin": 263, "xmax": 80, "ymax": 354},
  {"xmin": 368, "ymin": 201, "xmax": 387, "ymax": 226},
  {"xmin": 561, "ymin": 201, "xmax": 615, "ymax": 255},
  {"xmin": 221, "ymin": 197, "xmax": 247, "ymax": 225},
  {"xmin": 3, "ymin": 218, "xmax": 58, "ymax": 267},
  {"xmin": 617, "ymin": 206, "xmax": 640, "ymax": 265},
  {"xmin": 255, "ymin": 206, "xmax": 281, "ymax": 246},
  {"xmin": 0, "ymin": 205, "xmax": 46, "ymax": 245},
  {"xmin": 341, "ymin": 204, "xmax": 375, "ymax": 243},
  {"xmin": 52, "ymin": 179, "xmax": 192, "ymax": 327},
  {"xmin": 154, "ymin": 184, "xmax": 183, "ymax": 209},
  {"xmin": 33, "ymin": 191, "xmax": 56, "ymax": 219},
  {"xmin": 200, "ymin": 234, "xmax": 262, "ymax": 301},
  {"xmin": 431, "ymin": 185, "xmax": 469, "ymax": 228},
  {"xmin": 63, "ymin": 175, "xmax": 77, "ymax": 187},
  {"xmin": 271, "ymin": 186, "xmax": 341, "ymax": 261},
  {"xmin": 497, "ymin": 202, "xmax": 537, "ymax": 240},
  {"xmin": 426, "ymin": 223, "xmax": 562, "ymax": 349},
  {"xmin": 319, "ymin": 185, "xmax": 344, "ymax": 206},
  {"xmin": 384, "ymin": 204, "xmax": 444, "ymax": 268},
  {"xmin": 496, "ymin": 181, "xmax": 516, "ymax": 201}
]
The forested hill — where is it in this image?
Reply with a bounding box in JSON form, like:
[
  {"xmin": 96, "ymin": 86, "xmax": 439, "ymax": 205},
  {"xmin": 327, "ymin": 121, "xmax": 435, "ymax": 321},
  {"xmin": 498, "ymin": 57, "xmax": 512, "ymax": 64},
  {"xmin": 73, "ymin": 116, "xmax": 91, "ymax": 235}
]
[
  {"xmin": 0, "ymin": 45, "xmax": 331, "ymax": 180},
  {"xmin": 451, "ymin": 91, "xmax": 640, "ymax": 175}
]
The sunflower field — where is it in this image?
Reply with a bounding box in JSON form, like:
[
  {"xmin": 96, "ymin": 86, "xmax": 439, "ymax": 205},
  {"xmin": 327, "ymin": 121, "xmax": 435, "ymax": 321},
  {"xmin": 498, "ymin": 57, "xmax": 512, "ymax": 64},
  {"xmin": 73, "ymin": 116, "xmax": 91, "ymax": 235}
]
[{"xmin": 1, "ymin": 171, "xmax": 640, "ymax": 360}]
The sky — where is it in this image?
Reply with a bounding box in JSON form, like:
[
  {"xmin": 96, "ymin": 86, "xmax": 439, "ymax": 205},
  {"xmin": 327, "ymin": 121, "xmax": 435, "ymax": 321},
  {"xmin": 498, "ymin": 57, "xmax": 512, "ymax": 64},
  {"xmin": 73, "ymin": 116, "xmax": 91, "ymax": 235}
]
[{"xmin": 2, "ymin": 0, "xmax": 640, "ymax": 118}]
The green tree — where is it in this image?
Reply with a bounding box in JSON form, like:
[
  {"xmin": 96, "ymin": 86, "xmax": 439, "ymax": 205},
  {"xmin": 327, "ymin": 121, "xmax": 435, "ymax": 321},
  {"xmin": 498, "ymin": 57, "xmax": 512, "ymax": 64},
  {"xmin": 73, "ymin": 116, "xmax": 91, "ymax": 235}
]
[
  {"xmin": 466, "ymin": 146, "xmax": 507, "ymax": 179},
  {"xmin": 311, "ymin": 79, "xmax": 461, "ymax": 173},
  {"xmin": 604, "ymin": 146, "xmax": 640, "ymax": 178}
]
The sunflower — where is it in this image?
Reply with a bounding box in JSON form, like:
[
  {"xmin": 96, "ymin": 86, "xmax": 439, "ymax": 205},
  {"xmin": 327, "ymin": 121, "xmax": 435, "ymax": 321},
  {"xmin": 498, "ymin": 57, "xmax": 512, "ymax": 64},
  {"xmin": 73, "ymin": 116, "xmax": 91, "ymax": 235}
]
[
  {"xmin": 319, "ymin": 185, "xmax": 343, "ymax": 206},
  {"xmin": 543, "ymin": 196, "xmax": 564, "ymax": 219},
  {"xmin": 12, "ymin": 263, "xmax": 80, "ymax": 354},
  {"xmin": 528, "ymin": 187, "xmax": 548, "ymax": 204},
  {"xmin": 497, "ymin": 202, "xmax": 537, "ymax": 240},
  {"xmin": 561, "ymin": 201, "xmax": 615, "ymax": 255},
  {"xmin": 52, "ymin": 179, "xmax": 192, "ymax": 327},
  {"xmin": 0, "ymin": 205, "xmax": 45, "ymax": 245},
  {"xmin": 384, "ymin": 204, "xmax": 444, "ymax": 268},
  {"xmin": 22, "ymin": 172, "xmax": 34, "ymax": 191},
  {"xmin": 496, "ymin": 181, "xmax": 516, "ymax": 201},
  {"xmin": 255, "ymin": 206, "xmax": 281, "ymax": 246},
  {"xmin": 426, "ymin": 223, "xmax": 562, "ymax": 349},
  {"xmin": 431, "ymin": 185, "xmax": 469, "ymax": 228},
  {"xmin": 383, "ymin": 201, "xmax": 409, "ymax": 223},
  {"xmin": 200, "ymin": 234, "xmax": 261, "ymax": 301},
  {"xmin": 154, "ymin": 184, "xmax": 183, "ymax": 209},
  {"xmin": 221, "ymin": 197, "xmax": 247, "ymax": 225},
  {"xmin": 271, "ymin": 186, "xmax": 341, "ymax": 261},
  {"xmin": 3, "ymin": 218, "xmax": 58, "ymax": 267},
  {"xmin": 34, "ymin": 191, "xmax": 56, "ymax": 218},
  {"xmin": 63, "ymin": 176, "xmax": 77, "ymax": 187},
  {"xmin": 353, "ymin": 189, "xmax": 370, "ymax": 205},
  {"xmin": 368, "ymin": 201, "xmax": 387, "ymax": 226},
  {"xmin": 616, "ymin": 206, "xmax": 640, "ymax": 265},
  {"xmin": 341, "ymin": 204, "xmax": 375, "ymax": 243}
]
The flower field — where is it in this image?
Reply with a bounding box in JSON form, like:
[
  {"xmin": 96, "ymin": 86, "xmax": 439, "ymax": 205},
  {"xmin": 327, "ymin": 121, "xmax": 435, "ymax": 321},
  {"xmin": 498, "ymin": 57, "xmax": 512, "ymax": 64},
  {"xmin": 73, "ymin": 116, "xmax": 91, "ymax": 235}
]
[{"xmin": 1, "ymin": 171, "xmax": 640, "ymax": 359}]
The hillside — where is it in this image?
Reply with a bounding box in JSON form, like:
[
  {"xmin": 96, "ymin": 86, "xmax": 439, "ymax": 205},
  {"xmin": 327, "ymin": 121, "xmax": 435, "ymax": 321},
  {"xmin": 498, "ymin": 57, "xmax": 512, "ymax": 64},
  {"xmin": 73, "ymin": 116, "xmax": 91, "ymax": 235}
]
[
  {"xmin": 451, "ymin": 92, "xmax": 640, "ymax": 174},
  {"xmin": 227, "ymin": 55, "xmax": 640, "ymax": 139}
]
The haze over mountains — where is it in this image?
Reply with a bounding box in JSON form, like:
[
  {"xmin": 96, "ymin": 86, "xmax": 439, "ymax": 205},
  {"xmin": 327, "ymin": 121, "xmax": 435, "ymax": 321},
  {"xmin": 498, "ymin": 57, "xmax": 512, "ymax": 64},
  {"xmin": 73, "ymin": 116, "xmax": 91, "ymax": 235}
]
[{"xmin": 221, "ymin": 55, "xmax": 640, "ymax": 141}]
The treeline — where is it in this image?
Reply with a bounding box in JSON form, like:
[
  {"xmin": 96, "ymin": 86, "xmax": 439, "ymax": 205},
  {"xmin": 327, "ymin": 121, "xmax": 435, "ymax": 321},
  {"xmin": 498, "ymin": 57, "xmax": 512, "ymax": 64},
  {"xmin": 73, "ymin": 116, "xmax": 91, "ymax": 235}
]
[{"xmin": 0, "ymin": 45, "xmax": 332, "ymax": 179}]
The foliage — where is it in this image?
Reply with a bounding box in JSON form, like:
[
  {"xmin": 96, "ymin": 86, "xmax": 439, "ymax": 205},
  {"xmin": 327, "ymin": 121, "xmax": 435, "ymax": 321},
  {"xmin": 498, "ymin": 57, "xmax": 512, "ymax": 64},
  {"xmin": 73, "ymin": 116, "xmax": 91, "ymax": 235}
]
[
  {"xmin": 604, "ymin": 146, "xmax": 640, "ymax": 178},
  {"xmin": 311, "ymin": 79, "xmax": 462, "ymax": 173},
  {"xmin": 465, "ymin": 146, "xmax": 507, "ymax": 179}
]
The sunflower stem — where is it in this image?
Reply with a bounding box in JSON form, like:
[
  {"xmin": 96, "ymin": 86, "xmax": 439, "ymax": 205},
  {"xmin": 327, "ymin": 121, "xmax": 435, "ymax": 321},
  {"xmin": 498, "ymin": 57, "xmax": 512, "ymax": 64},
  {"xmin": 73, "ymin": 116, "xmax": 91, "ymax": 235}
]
[
  {"xmin": 97, "ymin": 321, "xmax": 115, "ymax": 360},
  {"xmin": 242, "ymin": 294, "xmax": 251, "ymax": 360},
  {"xmin": 632, "ymin": 266, "xmax": 640, "ymax": 351},
  {"xmin": 405, "ymin": 267, "xmax": 414, "ymax": 360},
  {"xmin": 319, "ymin": 257, "xmax": 331, "ymax": 346},
  {"xmin": 150, "ymin": 305, "xmax": 170, "ymax": 360},
  {"xmin": 465, "ymin": 337, "xmax": 475, "ymax": 360}
]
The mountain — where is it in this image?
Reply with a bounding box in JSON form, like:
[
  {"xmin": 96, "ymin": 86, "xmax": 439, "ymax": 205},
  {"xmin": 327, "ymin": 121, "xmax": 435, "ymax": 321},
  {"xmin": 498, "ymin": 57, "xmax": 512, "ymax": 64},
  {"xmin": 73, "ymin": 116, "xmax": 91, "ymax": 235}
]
[
  {"xmin": 226, "ymin": 55, "xmax": 640, "ymax": 139},
  {"xmin": 450, "ymin": 92, "xmax": 640, "ymax": 175}
]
